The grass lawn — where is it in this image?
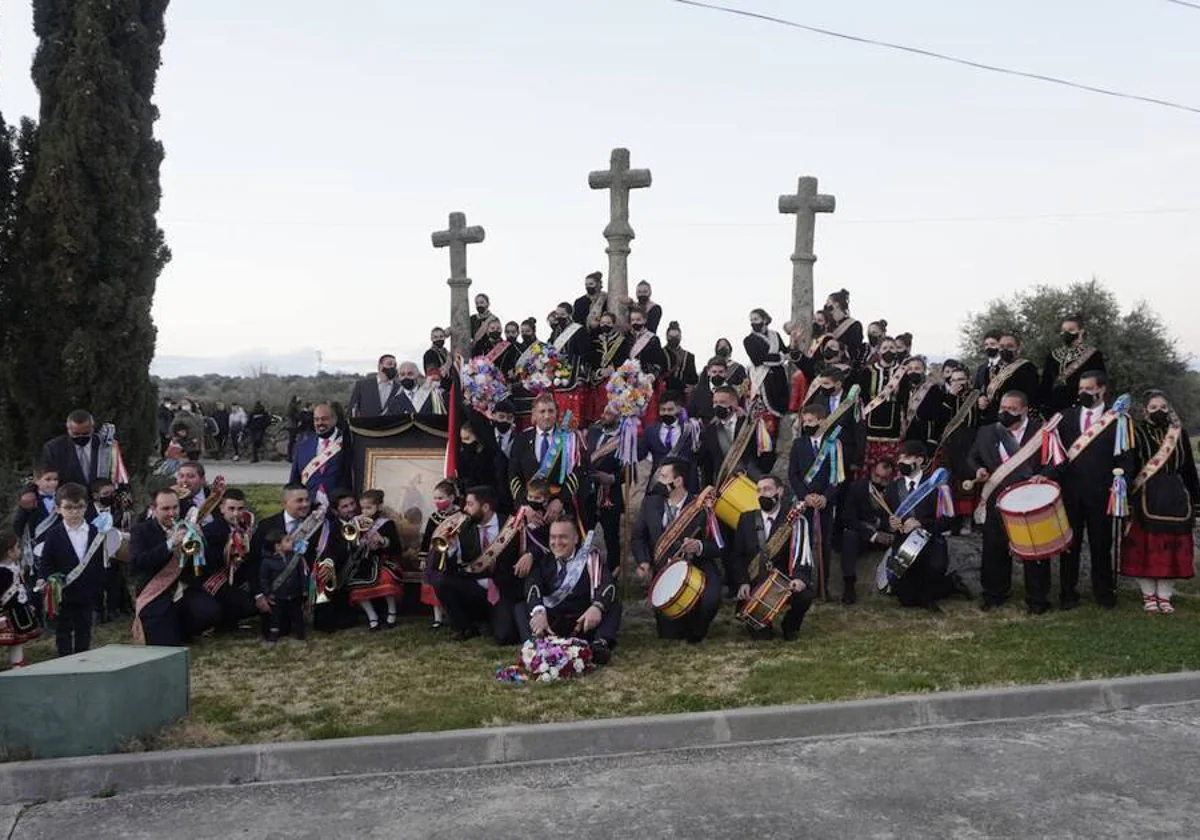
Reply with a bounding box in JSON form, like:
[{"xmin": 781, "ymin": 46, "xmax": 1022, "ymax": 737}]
[{"xmin": 15, "ymin": 485, "xmax": 1200, "ymax": 752}]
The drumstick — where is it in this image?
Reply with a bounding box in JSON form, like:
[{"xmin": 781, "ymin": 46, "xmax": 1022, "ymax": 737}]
[{"xmin": 868, "ymin": 485, "xmax": 896, "ymax": 518}]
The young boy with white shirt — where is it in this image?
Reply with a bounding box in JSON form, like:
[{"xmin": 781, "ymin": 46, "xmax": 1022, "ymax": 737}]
[{"xmin": 35, "ymin": 483, "xmax": 104, "ymax": 656}]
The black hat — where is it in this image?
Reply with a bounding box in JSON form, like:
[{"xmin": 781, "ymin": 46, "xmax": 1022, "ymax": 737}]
[{"xmin": 494, "ymin": 400, "xmax": 515, "ymax": 415}]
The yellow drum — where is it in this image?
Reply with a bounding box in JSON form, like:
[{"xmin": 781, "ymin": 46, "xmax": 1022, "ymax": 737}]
[
  {"xmin": 714, "ymin": 473, "xmax": 759, "ymax": 529},
  {"xmin": 650, "ymin": 561, "xmax": 707, "ymax": 620},
  {"xmin": 996, "ymin": 479, "xmax": 1073, "ymax": 561}
]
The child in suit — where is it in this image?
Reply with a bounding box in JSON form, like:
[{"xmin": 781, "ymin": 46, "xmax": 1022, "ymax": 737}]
[
  {"xmin": 35, "ymin": 483, "xmax": 104, "ymax": 656},
  {"xmin": 258, "ymin": 529, "xmax": 307, "ymax": 646},
  {"xmin": 0, "ymin": 533, "xmax": 40, "ymax": 669}
]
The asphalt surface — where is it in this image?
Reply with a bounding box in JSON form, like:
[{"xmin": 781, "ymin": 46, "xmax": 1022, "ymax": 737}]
[
  {"xmin": 7, "ymin": 702, "xmax": 1200, "ymax": 839},
  {"xmin": 199, "ymin": 460, "xmax": 290, "ymax": 486}
]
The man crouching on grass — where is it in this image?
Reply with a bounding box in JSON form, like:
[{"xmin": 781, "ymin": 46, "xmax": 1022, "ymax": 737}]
[{"xmin": 516, "ymin": 518, "xmax": 620, "ymax": 665}]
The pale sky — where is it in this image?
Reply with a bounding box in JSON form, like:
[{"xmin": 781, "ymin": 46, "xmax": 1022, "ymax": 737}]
[{"xmin": 2, "ymin": 0, "xmax": 1197, "ymax": 377}]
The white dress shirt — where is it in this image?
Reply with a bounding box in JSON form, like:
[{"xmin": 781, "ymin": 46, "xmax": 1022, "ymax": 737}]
[
  {"xmin": 1080, "ymin": 404, "xmax": 1103, "ymax": 432},
  {"xmin": 65, "ymin": 521, "xmax": 89, "ymax": 561},
  {"xmin": 998, "ymin": 418, "xmax": 1029, "ymax": 462}
]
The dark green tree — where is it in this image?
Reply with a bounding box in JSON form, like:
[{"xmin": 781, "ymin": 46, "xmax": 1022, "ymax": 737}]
[
  {"xmin": 960, "ymin": 279, "xmax": 1199, "ymax": 422},
  {"xmin": 8, "ymin": 0, "xmax": 171, "ymax": 470}
]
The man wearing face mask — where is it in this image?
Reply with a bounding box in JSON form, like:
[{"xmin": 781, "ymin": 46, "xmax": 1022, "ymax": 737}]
[
  {"xmin": 509, "ymin": 394, "xmax": 590, "ymax": 521},
  {"xmin": 1040, "ymin": 315, "xmax": 1106, "ymax": 416},
  {"xmin": 585, "ymin": 404, "xmax": 626, "ymax": 570},
  {"xmin": 690, "ymin": 357, "xmax": 736, "ymax": 422},
  {"xmin": 633, "ymin": 459, "xmax": 724, "ymax": 642},
  {"xmin": 787, "ymin": 403, "xmax": 842, "ymax": 592},
  {"xmin": 807, "ymin": 368, "xmax": 861, "ymax": 472},
  {"xmin": 423, "ymin": 327, "xmax": 450, "ymax": 382},
  {"xmin": 1040, "ymin": 371, "xmax": 1120, "ymax": 609},
  {"xmin": 700, "ymin": 386, "xmax": 776, "ymax": 489},
  {"xmin": 743, "ymin": 308, "xmax": 790, "ymax": 418},
  {"xmin": 935, "ymin": 366, "xmax": 984, "ymax": 532},
  {"xmin": 976, "ymin": 332, "xmax": 1040, "ymax": 421},
  {"xmin": 388, "ymin": 361, "xmax": 448, "ymax": 416},
  {"xmin": 971, "ymin": 330, "xmax": 1004, "ymax": 394},
  {"xmin": 349, "ymin": 354, "xmax": 402, "ymax": 419},
  {"xmin": 839, "ymin": 458, "xmax": 897, "ymax": 604},
  {"xmin": 573, "ymin": 271, "xmax": 609, "ymax": 327},
  {"xmin": 663, "ymin": 321, "xmax": 699, "ymax": 395},
  {"xmin": 733, "ymin": 475, "xmax": 815, "ymax": 641},
  {"xmin": 641, "ymin": 392, "xmax": 699, "ymax": 490},
  {"xmin": 969, "ymin": 390, "xmax": 1051, "ymax": 612},
  {"xmin": 289, "ymin": 404, "xmax": 352, "ymax": 502},
  {"xmin": 39, "ymin": 410, "xmax": 133, "ymax": 504}
]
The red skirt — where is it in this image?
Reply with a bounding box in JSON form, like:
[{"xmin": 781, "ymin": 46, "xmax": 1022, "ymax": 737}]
[
  {"xmin": 588, "ymin": 381, "xmax": 611, "ymax": 421},
  {"xmin": 0, "ymin": 607, "xmax": 39, "ymax": 646},
  {"xmin": 348, "ymin": 564, "xmax": 404, "ymax": 605},
  {"xmin": 1120, "ymin": 518, "xmax": 1195, "ymax": 579},
  {"xmin": 644, "ymin": 380, "xmax": 665, "ymax": 424},
  {"xmin": 552, "ymin": 388, "xmax": 588, "ymax": 428},
  {"xmin": 859, "ymin": 437, "xmax": 901, "ymax": 480}
]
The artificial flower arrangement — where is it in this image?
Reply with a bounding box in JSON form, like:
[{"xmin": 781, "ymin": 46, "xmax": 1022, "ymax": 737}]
[
  {"xmin": 460, "ymin": 356, "xmax": 509, "ymax": 413},
  {"xmin": 605, "ymin": 359, "xmax": 654, "ymax": 418},
  {"xmin": 494, "ymin": 635, "xmax": 595, "ymax": 685},
  {"xmin": 518, "ymin": 342, "xmax": 571, "ymax": 395}
]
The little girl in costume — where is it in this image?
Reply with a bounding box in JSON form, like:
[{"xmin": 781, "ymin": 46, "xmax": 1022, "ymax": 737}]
[{"xmin": 0, "ymin": 533, "xmax": 40, "ymax": 669}]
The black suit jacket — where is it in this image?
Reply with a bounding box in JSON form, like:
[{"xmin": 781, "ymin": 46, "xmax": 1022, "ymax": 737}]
[
  {"xmin": 968, "ymin": 418, "xmax": 1045, "ymax": 507},
  {"xmin": 640, "ymin": 421, "xmax": 699, "ymax": 490},
  {"xmin": 451, "ymin": 514, "xmax": 522, "ymax": 601},
  {"xmin": 36, "ymin": 522, "xmax": 104, "ymax": 606},
  {"xmin": 347, "ymin": 376, "xmax": 398, "ymax": 419},
  {"xmin": 586, "ymin": 424, "xmax": 625, "ymax": 514},
  {"xmin": 508, "ymin": 427, "xmax": 588, "ymax": 514},
  {"xmin": 523, "ymin": 547, "xmax": 617, "ymax": 616},
  {"xmin": 842, "ymin": 477, "xmax": 888, "ymax": 542},
  {"xmin": 732, "ymin": 508, "xmax": 806, "ymax": 587},
  {"xmin": 699, "ymin": 416, "xmax": 773, "ymax": 487},
  {"xmin": 1040, "ymin": 349, "xmax": 1106, "ymax": 415},
  {"xmin": 1045, "ymin": 405, "xmax": 1126, "ymax": 507},
  {"xmin": 979, "ymin": 361, "xmax": 1041, "ymax": 421},
  {"xmin": 631, "ymin": 492, "xmax": 721, "ymax": 568},
  {"xmin": 248, "ymin": 513, "xmax": 322, "ymax": 600},
  {"xmin": 39, "ymin": 434, "xmax": 102, "ymax": 491},
  {"xmin": 885, "ymin": 476, "xmax": 950, "ymax": 536},
  {"xmin": 788, "ymin": 432, "xmax": 841, "ymax": 502}
]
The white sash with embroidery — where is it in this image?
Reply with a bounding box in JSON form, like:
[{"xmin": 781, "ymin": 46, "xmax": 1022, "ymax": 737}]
[
  {"xmin": 300, "ymin": 434, "xmax": 343, "ymax": 484},
  {"xmin": 64, "ymin": 531, "xmax": 108, "ymax": 588},
  {"xmin": 552, "ymin": 323, "xmax": 582, "ymax": 353},
  {"xmin": 543, "ymin": 532, "xmax": 595, "ymax": 609}
]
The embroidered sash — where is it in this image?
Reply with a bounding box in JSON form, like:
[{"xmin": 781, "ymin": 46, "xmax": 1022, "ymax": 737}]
[
  {"xmin": 300, "ymin": 434, "xmax": 343, "ymax": 485},
  {"xmin": 804, "ymin": 425, "xmax": 844, "ymax": 484},
  {"xmin": 973, "ymin": 414, "xmax": 1062, "ymax": 523},
  {"xmin": 588, "ymin": 292, "xmax": 609, "ymax": 324},
  {"xmin": 829, "ymin": 316, "xmax": 859, "ymax": 342},
  {"xmin": 899, "ymin": 378, "xmax": 939, "ymax": 438},
  {"xmin": 34, "ymin": 511, "xmax": 60, "ymax": 541},
  {"xmin": 484, "ymin": 340, "xmax": 512, "ymax": 365},
  {"xmin": 862, "ymin": 366, "xmax": 907, "ymax": 416},
  {"xmin": 933, "ymin": 390, "xmax": 980, "ymax": 453},
  {"xmin": 543, "ymin": 531, "xmax": 595, "ymax": 609},
  {"xmin": 816, "ymin": 384, "xmax": 861, "ymax": 439},
  {"xmin": 1055, "ymin": 346, "xmax": 1098, "ymax": 387},
  {"xmin": 63, "ymin": 531, "xmax": 108, "ymax": 589},
  {"xmin": 132, "ymin": 539, "xmax": 183, "ymax": 645},
  {"xmin": 628, "ymin": 330, "xmax": 654, "ymax": 361},
  {"xmin": 591, "ymin": 431, "xmax": 622, "ymax": 462},
  {"xmin": 1065, "ymin": 407, "xmax": 1120, "ymax": 461},
  {"xmin": 1131, "ymin": 424, "xmax": 1181, "ymax": 494},
  {"xmin": 552, "ymin": 323, "xmax": 582, "ymax": 353},
  {"xmin": 986, "ymin": 358, "xmax": 1033, "ymax": 401}
]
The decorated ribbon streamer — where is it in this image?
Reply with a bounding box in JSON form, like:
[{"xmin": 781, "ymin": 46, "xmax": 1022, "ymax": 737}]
[
  {"xmin": 894, "ymin": 467, "xmax": 951, "ymax": 521},
  {"xmin": 803, "ymin": 424, "xmax": 844, "ymax": 485}
]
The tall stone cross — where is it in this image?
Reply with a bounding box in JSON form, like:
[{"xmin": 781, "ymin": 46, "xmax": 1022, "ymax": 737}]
[
  {"xmin": 431, "ymin": 211, "xmax": 486, "ymax": 360},
  {"xmin": 778, "ymin": 176, "xmax": 836, "ymax": 336},
  {"xmin": 588, "ymin": 148, "xmax": 652, "ymax": 324}
]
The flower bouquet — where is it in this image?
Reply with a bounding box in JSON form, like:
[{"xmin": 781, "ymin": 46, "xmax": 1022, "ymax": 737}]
[
  {"xmin": 461, "ymin": 356, "xmax": 509, "ymax": 413},
  {"xmin": 605, "ymin": 360, "xmax": 654, "ymax": 419},
  {"xmin": 521, "ymin": 635, "xmax": 595, "ymax": 683},
  {"xmin": 518, "ymin": 342, "xmax": 564, "ymax": 395}
]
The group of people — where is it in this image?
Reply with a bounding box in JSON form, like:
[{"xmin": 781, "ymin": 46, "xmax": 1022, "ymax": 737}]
[
  {"xmin": 3, "ymin": 274, "xmax": 1196, "ymax": 671},
  {"xmin": 157, "ymin": 398, "xmax": 277, "ymax": 463}
]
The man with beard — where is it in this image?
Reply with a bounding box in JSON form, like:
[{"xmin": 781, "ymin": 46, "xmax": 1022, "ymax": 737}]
[
  {"xmin": 423, "ymin": 327, "xmax": 450, "ymax": 381},
  {"xmin": 289, "ymin": 404, "xmax": 352, "ymax": 502},
  {"xmin": 200, "ymin": 489, "xmax": 266, "ymax": 633},
  {"xmin": 573, "ymin": 271, "xmax": 609, "ymax": 327},
  {"xmin": 642, "ymin": 391, "xmax": 700, "ymax": 489},
  {"xmin": 663, "ymin": 321, "xmax": 699, "ymax": 396}
]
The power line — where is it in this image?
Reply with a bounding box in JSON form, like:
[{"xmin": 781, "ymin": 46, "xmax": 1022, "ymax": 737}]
[
  {"xmin": 669, "ymin": 0, "xmax": 1200, "ymax": 115},
  {"xmin": 1165, "ymin": 0, "xmax": 1200, "ymax": 11}
]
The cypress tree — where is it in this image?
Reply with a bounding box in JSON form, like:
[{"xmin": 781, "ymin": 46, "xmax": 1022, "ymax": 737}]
[{"xmin": 11, "ymin": 0, "xmax": 171, "ymax": 470}]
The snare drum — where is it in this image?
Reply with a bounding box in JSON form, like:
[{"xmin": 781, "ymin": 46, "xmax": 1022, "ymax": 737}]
[
  {"xmin": 876, "ymin": 528, "xmax": 931, "ymax": 594},
  {"xmin": 996, "ymin": 480, "xmax": 1073, "ymax": 560},
  {"xmin": 649, "ymin": 561, "xmax": 707, "ymax": 620},
  {"xmin": 714, "ymin": 473, "xmax": 759, "ymax": 529},
  {"xmin": 737, "ymin": 569, "xmax": 793, "ymax": 630}
]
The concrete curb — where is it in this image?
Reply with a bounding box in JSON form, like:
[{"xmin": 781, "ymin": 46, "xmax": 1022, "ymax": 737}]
[{"xmin": 2, "ymin": 671, "xmax": 1198, "ymax": 804}]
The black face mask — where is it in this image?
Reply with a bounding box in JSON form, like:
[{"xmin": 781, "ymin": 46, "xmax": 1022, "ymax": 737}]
[
  {"xmin": 586, "ymin": 286, "xmax": 599, "ymax": 296},
  {"xmin": 432, "ymin": 339, "xmax": 446, "ymax": 348},
  {"xmin": 751, "ymin": 323, "xmax": 766, "ymax": 334},
  {"xmin": 716, "ymin": 347, "xmax": 731, "ymax": 359},
  {"xmin": 817, "ymin": 386, "xmax": 834, "ymax": 397},
  {"xmin": 822, "ymin": 348, "xmax": 840, "ymax": 361},
  {"xmin": 985, "ymin": 347, "xmax": 1000, "ymax": 359},
  {"xmin": 811, "ymin": 322, "xmax": 823, "ymax": 336},
  {"xmin": 1149, "ymin": 410, "xmax": 1171, "ymax": 428},
  {"xmin": 528, "ymin": 500, "xmax": 547, "ymax": 512},
  {"xmin": 637, "ymin": 294, "xmax": 650, "ymax": 304},
  {"xmin": 758, "ymin": 496, "xmax": 778, "ymax": 513},
  {"xmin": 881, "ymin": 351, "xmax": 897, "ymax": 364},
  {"xmin": 630, "ymin": 325, "xmax": 644, "ymax": 334},
  {"xmin": 667, "ymin": 337, "xmax": 681, "ymax": 347},
  {"xmin": 999, "ymin": 349, "xmax": 1016, "ymax": 364},
  {"xmin": 494, "ymin": 421, "xmax": 512, "ymax": 434},
  {"xmin": 646, "ymin": 482, "xmax": 668, "ymax": 497},
  {"xmin": 897, "ymin": 462, "xmax": 916, "ymax": 477},
  {"xmin": 383, "ymin": 367, "xmax": 398, "ymax": 380},
  {"xmin": 999, "ymin": 411, "xmax": 1023, "ymax": 429},
  {"xmin": 521, "ymin": 333, "xmax": 534, "ymax": 343},
  {"xmin": 871, "ymin": 480, "xmax": 889, "ymax": 492},
  {"xmin": 599, "ymin": 325, "xmax": 613, "ymax": 335},
  {"xmin": 868, "ymin": 334, "xmax": 881, "ymax": 347},
  {"xmin": 802, "ymin": 424, "xmax": 819, "ymax": 436},
  {"xmin": 399, "ymin": 378, "xmax": 417, "ymax": 390},
  {"xmin": 1077, "ymin": 392, "xmax": 1098, "ymax": 409},
  {"xmin": 660, "ymin": 415, "xmax": 678, "ymax": 426},
  {"xmin": 1061, "ymin": 331, "xmax": 1079, "ymax": 346},
  {"xmin": 714, "ymin": 405, "xmax": 732, "ymax": 421},
  {"xmin": 906, "ymin": 373, "xmax": 924, "ymax": 387},
  {"xmin": 710, "ymin": 375, "xmax": 726, "ymax": 387},
  {"xmin": 476, "ymin": 306, "xmax": 488, "ymax": 315},
  {"xmin": 96, "ymin": 495, "xmax": 115, "ymax": 507}
]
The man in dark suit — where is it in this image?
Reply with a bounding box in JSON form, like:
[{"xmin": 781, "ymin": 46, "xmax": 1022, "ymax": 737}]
[
  {"xmin": 805, "ymin": 366, "xmax": 861, "ymax": 471},
  {"xmin": 435, "ymin": 486, "xmax": 522, "ymax": 644},
  {"xmin": 199, "ymin": 489, "xmax": 263, "ymax": 632},
  {"xmin": 347, "ymin": 354, "xmax": 400, "ymax": 419},
  {"xmin": 246, "ymin": 484, "xmax": 321, "ymax": 628},
  {"xmin": 787, "ymin": 403, "xmax": 843, "ymax": 591},
  {"xmin": 517, "ymin": 517, "xmax": 620, "ymax": 664},
  {"xmin": 733, "ymin": 475, "xmax": 814, "ymax": 641},
  {"xmin": 688, "ymin": 357, "xmax": 736, "ymax": 422},
  {"xmin": 698, "ymin": 386, "xmax": 775, "ymax": 487},
  {"xmin": 968, "ymin": 390, "xmax": 1049, "ymax": 612},
  {"xmin": 839, "ymin": 457, "xmax": 897, "ymax": 605},
  {"xmin": 34, "ymin": 483, "xmax": 104, "ymax": 656},
  {"xmin": 1043, "ymin": 370, "xmax": 1120, "ymax": 609},
  {"xmin": 289, "ymin": 404, "xmax": 352, "ymax": 502},
  {"xmin": 585, "ymin": 406, "xmax": 625, "ymax": 571},
  {"xmin": 641, "ymin": 391, "xmax": 699, "ymax": 491},
  {"xmin": 39, "ymin": 409, "xmax": 111, "ymax": 497},
  {"xmin": 971, "ymin": 330, "xmax": 1003, "ymax": 393},
  {"xmin": 632, "ymin": 458, "xmax": 723, "ymax": 642},
  {"xmin": 508, "ymin": 393, "xmax": 590, "ymax": 522},
  {"xmin": 130, "ymin": 487, "xmax": 223, "ymax": 646},
  {"xmin": 881, "ymin": 441, "xmax": 961, "ymax": 609},
  {"xmin": 976, "ymin": 332, "xmax": 1041, "ymax": 423}
]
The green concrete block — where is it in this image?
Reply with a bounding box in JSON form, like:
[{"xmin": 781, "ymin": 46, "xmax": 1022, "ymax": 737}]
[{"xmin": 0, "ymin": 645, "xmax": 189, "ymax": 759}]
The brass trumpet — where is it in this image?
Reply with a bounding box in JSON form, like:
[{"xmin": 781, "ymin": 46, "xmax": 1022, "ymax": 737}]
[
  {"xmin": 429, "ymin": 512, "xmax": 468, "ymax": 555},
  {"xmin": 341, "ymin": 514, "xmax": 375, "ymax": 542}
]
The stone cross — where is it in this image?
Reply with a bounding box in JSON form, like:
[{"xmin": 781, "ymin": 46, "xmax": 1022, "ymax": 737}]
[
  {"xmin": 431, "ymin": 211, "xmax": 486, "ymax": 360},
  {"xmin": 778, "ymin": 176, "xmax": 836, "ymax": 337},
  {"xmin": 588, "ymin": 148, "xmax": 652, "ymax": 324}
]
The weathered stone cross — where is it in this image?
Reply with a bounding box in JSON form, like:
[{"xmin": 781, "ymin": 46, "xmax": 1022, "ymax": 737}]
[
  {"xmin": 432, "ymin": 211, "xmax": 486, "ymax": 360},
  {"xmin": 588, "ymin": 148, "xmax": 652, "ymax": 324},
  {"xmin": 778, "ymin": 176, "xmax": 836, "ymax": 336}
]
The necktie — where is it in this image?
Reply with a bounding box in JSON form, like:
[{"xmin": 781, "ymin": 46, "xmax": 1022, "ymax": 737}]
[
  {"xmin": 554, "ymin": 561, "xmax": 568, "ymax": 591},
  {"xmin": 537, "ymin": 433, "xmax": 548, "ymax": 463},
  {"xmin": 479, "ymin": 524, "xmax": 491, "ymax": 549},
  {"xmin": 1083, "ymin": 410, "xmax": 1093, "ymax": 432},
  {"xmin": 286, "ymin": 518, "xmax": 298, "ymax": 534},
  {"xmin": 665, "ymin": 504, "xmax": 679, "ymax": 526},
  {"xmin": 77, "ymin": 443, "xmax": 90, "ymax": 479},
  {"xmin": 907, "ymin": 480, "xmax": 916, "ymax": 497},
  {"xmin": 665, "ymin": 426, "xmax": 675, "ymax": 448}
]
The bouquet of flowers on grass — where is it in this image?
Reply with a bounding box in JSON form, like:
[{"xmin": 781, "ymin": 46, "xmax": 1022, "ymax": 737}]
[
  {"xmin": 518, "ymin": 342, "xmax": 570, "ymax": 395},
  {"xmin": 461, "ymin": 356, "xmax": 509, "ymax": 413},
  {"xmin": 605, "ymin": 359, "xmax": 654, "ymax": 419},
  {"xmin": 521, "ymin": 635, "xmax": 595, "ymax": 683}
]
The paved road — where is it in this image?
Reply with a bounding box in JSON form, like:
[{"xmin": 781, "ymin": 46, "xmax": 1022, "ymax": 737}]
[
  {"xmin": 199, "ymin": 460, "xmax": 289, "ymax": 486},
  {"xmin": 7, "ymin": 703, "xmax": 1200, "ymax": 839}
]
